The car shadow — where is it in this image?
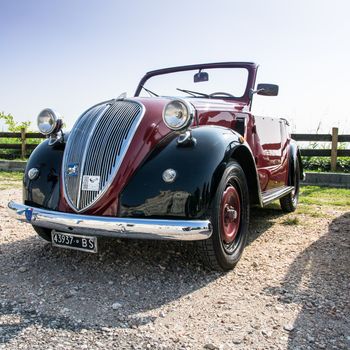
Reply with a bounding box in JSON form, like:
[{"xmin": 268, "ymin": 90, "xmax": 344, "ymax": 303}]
[
  {"xmin": 249, "ymin": 205, "xmax": 283, "ymax": 244},
  {"xmin": 0, "ymin": 204, "xmax": 283, "ymax": 344},
  {"xmin": 264, "ymin": 212, "xmax": 350, "ymax": 349}
]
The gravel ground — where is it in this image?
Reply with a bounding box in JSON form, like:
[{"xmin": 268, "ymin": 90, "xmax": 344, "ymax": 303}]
[{"xmin": 0, "ymin": 188, "xmax": 349, "ymax": 349}]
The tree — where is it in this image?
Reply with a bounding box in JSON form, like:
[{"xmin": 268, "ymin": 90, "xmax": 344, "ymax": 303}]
[{"xmin": 0, "ymin": 112, "xmax": 31, "ymax": 132}]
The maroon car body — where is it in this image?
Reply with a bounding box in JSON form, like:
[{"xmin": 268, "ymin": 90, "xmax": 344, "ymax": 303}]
[{"xmin": 8, "ymin": 62, "xmax": 302, "ymax": 270}]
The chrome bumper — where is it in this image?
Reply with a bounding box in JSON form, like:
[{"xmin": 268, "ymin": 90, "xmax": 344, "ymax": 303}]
[{"xmin": 7, "ymin": 201, "xmax": 212, "ymax": 241}]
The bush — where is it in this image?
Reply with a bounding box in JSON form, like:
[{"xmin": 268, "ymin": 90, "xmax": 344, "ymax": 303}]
[
  {"xmin": 0, "ymin": 112, "xmax": 41, "ymax": 160},
  {"xmin": 302, "ymin": 156, "xmax": 350, "ymax": 173}
]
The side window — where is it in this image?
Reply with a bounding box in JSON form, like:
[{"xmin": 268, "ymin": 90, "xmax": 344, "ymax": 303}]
[
  {"xmin": 254, "ymin": 116, "xmax": 282, "ymax": 165},
  {"xmin": 255, "ymin": 116, "xmax": 282, "ymax": 151},
  {"xmin": 280, "ymin": 120, "xmax": 288, "ymax": 147}
]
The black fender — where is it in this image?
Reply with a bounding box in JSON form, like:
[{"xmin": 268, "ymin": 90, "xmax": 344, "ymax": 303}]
[
  {"xmin": 23, "ymin": 138, "xmax": 65, "ymax": 210},
  {"xmin": 289, "ymin": 140, "xmax": 304, "ymax": 185},
  {"xmin": 119, "ymin": 126, "xmax": 260, "ymax": 219}
]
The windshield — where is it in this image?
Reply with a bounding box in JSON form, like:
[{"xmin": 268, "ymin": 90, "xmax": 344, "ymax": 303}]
[{"xmin": 138, "ymin": 67, "xmax": 249, "ymax": 99}]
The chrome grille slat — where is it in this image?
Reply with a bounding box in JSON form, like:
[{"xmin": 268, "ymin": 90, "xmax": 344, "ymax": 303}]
[
  {"xmin": 75, "ymin": 104, "xmax": 110, "ymax": 208},
  {"xmin": 80, "ymin": 104, "xmax": 131, "ymax": 207},
  {"xmin": 100, "ymin": 107, "xmax": 127, "ymax": 182},
  {"xmin": 83, "ymin": 105, "xmax": 116, "ymax": 181},
  {"xmin": 62, "ymin": 100, "xmax": 144, "ymax": 212},
  {"xmin": 100, "ymin": 104, "xmax": 136, "ymax": 185},
  {"xmin": 65, "ymin": 105, "xmax": 106, "ymax": 206},
  {"xmin": 104, "ymin": 105, "xmax": 135, "ymax": 180}
]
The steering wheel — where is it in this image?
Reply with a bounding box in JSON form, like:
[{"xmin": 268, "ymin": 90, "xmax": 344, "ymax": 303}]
[{"xmin": 209, "ymin": 92, "xmax": 235, "ymax": 98}]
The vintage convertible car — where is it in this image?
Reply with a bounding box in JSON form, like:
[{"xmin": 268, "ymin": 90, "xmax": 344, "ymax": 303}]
[{"xmin": 8, "ymin": 62, "xmax": 302, "ymax": 270}]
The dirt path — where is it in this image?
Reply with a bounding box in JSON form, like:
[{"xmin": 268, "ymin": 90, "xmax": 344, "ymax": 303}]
[{"xmin": 0, "ymin": 188, "xmax": 349, "ymax": 349}]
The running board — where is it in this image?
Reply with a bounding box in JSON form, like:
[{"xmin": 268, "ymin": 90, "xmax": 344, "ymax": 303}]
[{"xmin": 261, "ymin": 186, "xmax": 294, "ymax": 206}]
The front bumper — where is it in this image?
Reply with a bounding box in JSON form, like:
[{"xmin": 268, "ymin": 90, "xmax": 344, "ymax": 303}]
[{"xmin": 7, "ymin": 201, "xmax": 212, "ymax": 241}]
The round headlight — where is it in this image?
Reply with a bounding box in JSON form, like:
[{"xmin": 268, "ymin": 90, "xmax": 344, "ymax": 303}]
[
  {"xmin": 163, "ymin": 100, "xmax": 194, "ymax": 131},
  {"xmin": 37, "ymin": 108, "xmax": 59, "ymax": 135}
]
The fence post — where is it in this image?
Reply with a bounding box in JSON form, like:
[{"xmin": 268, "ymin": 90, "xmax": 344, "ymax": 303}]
[
  {"xmin": 330, "ymin": 127, "xmax": 338, "ymax": 172},
  {"xmin": 21, "ymin": 127, "xmax": 26, "ymax": 160}
]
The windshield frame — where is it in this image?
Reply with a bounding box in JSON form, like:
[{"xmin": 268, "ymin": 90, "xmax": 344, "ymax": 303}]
[{"xmin": 135, "ymin": 62, "xmax": 258, "ymax": 104}]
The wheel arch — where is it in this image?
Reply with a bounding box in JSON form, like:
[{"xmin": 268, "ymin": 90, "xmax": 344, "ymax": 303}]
[
  {"xmin": 120, "ymin": 127, "xmax": 263, "ymax": 219},
  {"xmin": 289, "ymin": 140, "xmax": 304, "ymax": 185},
  {"xmin": 229, "ymin": 145, "xmax": 262, "ymax": 206},
  {"xmin": 23, "ymin": 138, "xmax": 65, "ymax": 210}
]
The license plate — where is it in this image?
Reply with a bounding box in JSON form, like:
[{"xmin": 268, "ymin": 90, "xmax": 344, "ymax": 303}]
[{"xmin": 51, "ymin": 231, "xmax": 97, "ymax": 253}]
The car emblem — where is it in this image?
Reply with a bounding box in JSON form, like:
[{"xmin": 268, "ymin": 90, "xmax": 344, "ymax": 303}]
[{"xmin": 67, "ymin": 163, "xmax": 79, "ymax": 176}]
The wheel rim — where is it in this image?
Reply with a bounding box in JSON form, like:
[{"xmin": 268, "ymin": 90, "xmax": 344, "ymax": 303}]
[{"xmin": 220, "ymin": 185, "xmax": 241, "ymax": 246}]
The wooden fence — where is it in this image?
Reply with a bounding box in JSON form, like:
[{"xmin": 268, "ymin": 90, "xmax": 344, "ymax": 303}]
[
  {"xmin": 0, "ymin": 127, "xmax": 349, "ymax": 171},
  {"xmin": 291, "ymin": 127, "xmax": 350, "ymax": 171},
  {"xmin": 0, "ymin": 128, "xmax": 45, "ymax": 159}
]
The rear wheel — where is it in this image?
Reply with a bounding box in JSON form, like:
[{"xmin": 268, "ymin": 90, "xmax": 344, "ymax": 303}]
[
  {"xmin": 280, "ymin": 157, "xmax": 300, "ymax": 212},
  {"xmin": 32, "ymin": 226, "xmax": 51, "ymax": 242},
  {"xmin": 197, "ymin": 161, "xmax": 249, "ymax": 271}
]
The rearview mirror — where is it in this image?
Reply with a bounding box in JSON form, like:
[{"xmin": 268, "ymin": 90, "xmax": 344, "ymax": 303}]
[
  {"xmin": 257, "ymin": 83, "xmax": 279, "ymax": 96},
  {"xmin": 194, "ymin": 71, "xmax": 209, "ymax": 83}
]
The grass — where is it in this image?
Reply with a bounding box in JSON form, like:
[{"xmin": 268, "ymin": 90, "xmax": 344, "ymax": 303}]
[
  {"xmin": 299, "ymin": 186, "xmax": 350, "ymax": 207},
  {"xmin": 0, "ymin": 172, "xmax": 349, "ymax": 211},
  {"xmin": 0, "ymin": 171, "xmax": 23, "ymax": 181},
  {"xmin": 254, "ymin": 185, "xmax": 350, "ymax": 229},
  {"xmin": 0, "ymin": 158, "xmax": 26, "ymax": 161},
  {"xmin": 282, "ymin": 217, "xmax": 300, "ymax": 225},
  {"xmin": 295, "ymin": 206, "xmax": 324, "ymax": 218},
  {"xmin": 292, "ymin": 185, "xmax": 350, "ymax": 222},
  {"xmin": 0, "ymin": 170, "xmax": 23, "ymax": 190}
]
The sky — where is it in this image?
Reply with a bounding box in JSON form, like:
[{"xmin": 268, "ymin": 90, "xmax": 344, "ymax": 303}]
[{"xmin": 1, "ymin": 0, "xmax": 349, "ymax": 133}]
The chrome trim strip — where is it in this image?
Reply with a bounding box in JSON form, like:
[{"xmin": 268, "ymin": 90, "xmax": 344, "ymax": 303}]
[
  {"xmin": 261, "ymin": 186, "xmax": 294, "ymax": 206},
  {"xmin": 8, "ymin": 201, "xmax": 212, "ymax": 241}
]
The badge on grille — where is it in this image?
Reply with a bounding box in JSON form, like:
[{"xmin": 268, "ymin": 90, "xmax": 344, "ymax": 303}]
[
  {"xmin": 67, "ymin": 163, "xmax": 79, "ymax": 176},
  {"xmin": 82, "ymin": 175, "xmax": 100, "ymax": 191}
]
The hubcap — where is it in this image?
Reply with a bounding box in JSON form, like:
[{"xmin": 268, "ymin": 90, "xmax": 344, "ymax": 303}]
[{"xmin": 220, "ymin": 186, "xmax": 241, "ymax": 244}]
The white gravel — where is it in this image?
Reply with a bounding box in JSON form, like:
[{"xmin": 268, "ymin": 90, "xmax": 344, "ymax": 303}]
[{"xmin": 0, "ymin": 188, "xmax": 349, "ymax": 349}]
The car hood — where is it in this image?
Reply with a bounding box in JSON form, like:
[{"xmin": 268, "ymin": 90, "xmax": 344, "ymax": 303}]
[{"xmin": 59, "ymin": 96, "xmax": 247, "ymax": 215}]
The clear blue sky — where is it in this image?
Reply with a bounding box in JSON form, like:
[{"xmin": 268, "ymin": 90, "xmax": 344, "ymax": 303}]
[{"xmin": 1, "ymin": 0, "xmax": 349, "ymax": 132}]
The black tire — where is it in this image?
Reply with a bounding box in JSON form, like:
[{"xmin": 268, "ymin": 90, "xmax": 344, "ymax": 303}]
[
  {"xmin": 197, "ymin": 161, "xmax": 249, "ymax": 271},
  {"xmin": 32, "ymin": 225, "xmax": 52, "ymax": 242},
  {"xmin": 280, "ymin": 157, "xmax": 300, "ymax": 212}
]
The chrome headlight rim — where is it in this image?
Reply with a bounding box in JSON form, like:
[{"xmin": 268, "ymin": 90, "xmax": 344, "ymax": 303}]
[
  {"xmin": 37, "ymin": 108, "xmax": 60, "ymax": 135},
  {"xmin": 162, "ymin": 99, "xmax": 195, "ymax": 132}
]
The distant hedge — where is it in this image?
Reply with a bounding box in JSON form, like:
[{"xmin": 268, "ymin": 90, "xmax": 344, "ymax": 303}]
[{"xmin": 302, "ymin": 156, "xmax": 350, "ymax": 173}]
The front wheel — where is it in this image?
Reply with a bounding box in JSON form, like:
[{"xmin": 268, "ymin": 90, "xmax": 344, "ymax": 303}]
[{"xmin": 197, "ymin": 161, "xmax": 249, "ymax": 271}]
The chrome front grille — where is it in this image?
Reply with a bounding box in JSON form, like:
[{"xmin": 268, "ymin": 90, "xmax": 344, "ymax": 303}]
[{"xmin": 62, "ymin": 100, "xmax": 144, "ymax": 212}]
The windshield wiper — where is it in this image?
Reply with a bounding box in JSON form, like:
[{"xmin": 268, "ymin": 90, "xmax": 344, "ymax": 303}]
[
  {"xmin": 141, "ymin": 86, "xmax": 159, "ymax": 97},
  {"xmin": 176, "ymin": 88, "xmax": 209, "ymax": 98}
]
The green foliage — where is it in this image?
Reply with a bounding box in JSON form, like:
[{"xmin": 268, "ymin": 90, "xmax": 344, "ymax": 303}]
[
  {"xmin": 299, "ymin": 186, "xmax": 350, "ymax": 207},
  {"xmin": 0, "ymin": 111, "xmax": 31, "ymax": 132},
  {"xmin": 0, "ymin": 112, "xmax": 41, "ymax": 159},
  {"xmin": 302, "ymin": 156, "xmax": 350, "ymax": 173},
  {"xmin": 282, "ymin": 217, "xmax": 299, "ymax": 225}
]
